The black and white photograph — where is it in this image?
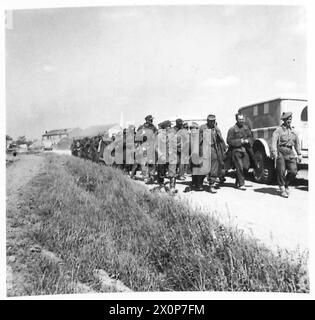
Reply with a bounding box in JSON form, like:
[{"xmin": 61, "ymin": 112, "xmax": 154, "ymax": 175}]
[{"xmin": 3, "ymin": 1, "xmax": 314, "ymax": 300}]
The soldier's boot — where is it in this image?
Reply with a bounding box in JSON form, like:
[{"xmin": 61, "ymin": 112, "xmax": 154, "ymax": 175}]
[
  {"xmin": 169, "ymin": 177, "xmax": 178, "ymax": 194},
  {"xmin": 192, "ymin": 175, "xmax": 199, "ymax": 191},
  {"xmin": 285, "ymin": 184, "xmax": 290, "ymax": 196},
  {"xmin": 219, "ymin": 169, "xmax": 226, "ymax": 185},
  {"xmin": 151, "ymin": 177, "xmax": 164, "ymax": 192},
  {"xmin": 234, "ymin": 177, "xmax": 240, "ymax": 188},
  {"xmin": 195, "ymin": 176, "xmax": 204, "ymax": 191},
  {"xmin": 209, "ymin": 182, "xmax": 217, "ymax": 194},
  {"xmin": 146, "ymin": 175, "xmax": 155, "ymax": 185},
  {"xmin": 184, "ymin": 175, "xmax": 196, "ymax": 192},
  {"xmin": 130, "ymin": 164, "xmax": 138, "ymax": 180},
  {"xmin": 157, "ymin": 177, "xmax": 165, "ymax": 190},
  {"xmin": 279, "ymin": 186, "xmax": 289, "ymax": 198}
]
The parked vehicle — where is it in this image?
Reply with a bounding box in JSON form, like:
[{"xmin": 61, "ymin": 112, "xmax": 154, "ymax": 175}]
[
  {"xmin": 239, "ymin": 96, "xmax": 308, "ymax": 183},
  {"xmin": 42, "ymin": 140, "xmax": 53, "ymax": 151},
  {"xmin": 6, "ymin": 143, "xmax": 18, "ymax": 156}
]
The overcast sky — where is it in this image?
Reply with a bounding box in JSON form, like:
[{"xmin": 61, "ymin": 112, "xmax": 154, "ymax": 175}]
[{"xmin": 5, "ymin": 5, "xmax": 307, "ymax": 139}]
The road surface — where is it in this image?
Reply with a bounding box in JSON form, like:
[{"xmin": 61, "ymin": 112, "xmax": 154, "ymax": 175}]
[{"xmin": 138, "ymin": 173, "xmax": 309, "ymax": 253}]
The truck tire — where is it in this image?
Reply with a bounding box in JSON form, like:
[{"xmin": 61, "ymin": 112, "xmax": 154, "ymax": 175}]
[{"xmin": 253, "ymin": 149, "xmax": 275, "ymax": 184}]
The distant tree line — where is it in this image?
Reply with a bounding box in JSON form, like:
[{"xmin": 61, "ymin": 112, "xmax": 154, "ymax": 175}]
[{"xmin": 6, "ymin": 134, "xmax": 34, "ymax": 147}]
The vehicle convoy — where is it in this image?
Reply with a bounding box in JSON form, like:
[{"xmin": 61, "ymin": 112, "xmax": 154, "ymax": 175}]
[{"xmin": 239, "ymin": 97, "xmax": 308, "ymax": 183}]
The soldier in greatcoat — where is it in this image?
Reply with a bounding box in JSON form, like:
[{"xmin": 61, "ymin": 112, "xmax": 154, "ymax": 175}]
[
  {"xmin": 199, "ymin": 114, "xmax": 225, "ymax": 193},
  {"xmin": 136, "ymin": 115, "xmax": 158, "ymax": 184},
  {"xmin": 156, "ymin": 120, "xmax": 177, "ymax": 194}
]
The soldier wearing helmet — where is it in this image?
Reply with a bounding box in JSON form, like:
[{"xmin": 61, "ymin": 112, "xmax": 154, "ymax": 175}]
[{"xmin": 271, "ymin": 112, "xmax": 302, "ymax": 198}]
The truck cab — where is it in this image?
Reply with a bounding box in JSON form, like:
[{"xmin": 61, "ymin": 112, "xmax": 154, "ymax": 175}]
[{"xmin": 238, "ymin": 97, "xmax": 308, "ymax": 183}]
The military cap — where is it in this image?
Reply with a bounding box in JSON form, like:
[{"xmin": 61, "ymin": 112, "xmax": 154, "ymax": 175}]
[
  {"xmin": 176, "ymin": 118, "xmax": 183, "ymax": 124},
  {"xmin": 183, "ymin": 122, "xmax": 189, "ymax": 128},
  {"xmin": 145, "ymin": 115, "xmax": 153, "ymax": 121},
  {"xmin": 281, "ymin": 112, "xmax": 293, "ymax": 120},
  {"xmin": 207, "ymin": 114, "xmax": 216, "ymax": 121},
  {"xmin": 159, "ymin": 121, "xmax": 170, "ymax": 129},
  {"xmin": 163, "ymin": 120, "xmax": 172, "ymax": 128}
]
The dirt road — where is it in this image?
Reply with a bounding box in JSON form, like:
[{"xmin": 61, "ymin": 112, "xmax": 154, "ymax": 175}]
[
  {"xmin": 6, "ymin": 154, "xmax": 45, "ymax": 296},
  {"xmin": 139, "ymin": 174, "xmax": 309, "ymax": 253}
]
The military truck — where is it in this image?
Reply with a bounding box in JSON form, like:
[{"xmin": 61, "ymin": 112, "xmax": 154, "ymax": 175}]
[{"xmin": 238, "ymin": 97, "xmax": 308, "ymax": 183}]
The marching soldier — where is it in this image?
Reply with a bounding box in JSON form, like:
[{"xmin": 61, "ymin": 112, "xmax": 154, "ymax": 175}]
[
  {"xmin": 112, "ymin": 131, "xmax": 124, "ymax": 169},
  {"xmin": 181, "ymin": 122, "xmax": 190, "ymax": 176},
  {"xmin": 70, "ymin": 139, "xmax": 77, "ymax": 156},
  {"xmin": 199, "ymin": 114, "xmax": 224, "ymax": 193},
  {"xmin": 130, "ymin": 138, "xmax": 145, "ymax": 179},
  {"xmin": 94, "ymin": 135, "xmax": 103, "ymax": 162},
  {"xmin": 76, "ymin": 139, "xmax": 83, "ymax": 158},
  {"xmin": 98, "ymin": 131, "xmax": 113, "ymax": 164},
  {"xmin": 136, "ymin": 115, "xmax": 158, "ymax": 184},
  {"xmin": 271, "ymin": 112, "xmax": 302, "ymax": 198},
  {"xmin": 79, "ymin": 137, "xmax": 87, "ymax": 159},
  {"xmin": 90, "ymin": 135, "xmax": 101, "ymax": 162},
  {"xmin": 156, "ymin": 120, "xmax": 177, "ymax": 194},
  {"xmin": 184, "ymin": 122, "xmax": 204, "ymax": 192},
  {"xmin": 173, "ymin": 118, "xmax": 189, "ymax": 181},
  {"xmin": 124, "ymin": 125, "xmax": 136, "ymax": 176},
  {"xmin": 214, "ymin": 120, "xmax": 228, "ymax": 185},
  {"xmin": 227, "ymin": 113, "xmax": 254, "ymax": 190}
]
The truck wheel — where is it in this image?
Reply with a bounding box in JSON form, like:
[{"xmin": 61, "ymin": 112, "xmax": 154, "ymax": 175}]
[{"xmin": 253, "ymin": 149, "xmax": 275, "ymax": 184}]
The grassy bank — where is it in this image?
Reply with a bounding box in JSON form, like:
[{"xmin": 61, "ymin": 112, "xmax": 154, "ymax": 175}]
[{"xmin": 12, "ymin": 154, "xmax": 309, "ymax": 294}]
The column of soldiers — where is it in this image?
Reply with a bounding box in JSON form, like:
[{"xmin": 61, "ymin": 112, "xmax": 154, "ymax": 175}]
[{"xmin": 70, "ymin": 111, "xmax": 301, "ymax": 198}]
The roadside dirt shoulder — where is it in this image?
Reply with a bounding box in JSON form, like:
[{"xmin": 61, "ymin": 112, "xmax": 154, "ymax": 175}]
[
  {"xmin": 6, "ymin": 154, "xmax": 45, "ymax": 296},
  {"xmin": 6, "ymin": 153, "xmax": 132, "ymax": 296}
]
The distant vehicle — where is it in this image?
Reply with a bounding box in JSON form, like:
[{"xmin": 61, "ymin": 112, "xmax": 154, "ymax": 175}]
[
  {"xmin": 239, "ymin": 97, "xmax": 308, "ymax": 183},
  {"xmin": 18, "ymin": 144, "xmax": 28, "ymax": 153},
  {"xmin": 42, "ymin": 140, "xmax": 53, "ymax": 151},
  {"xmin": 7, "ymin": 143, "xmax": 18, "ymax": 156}
]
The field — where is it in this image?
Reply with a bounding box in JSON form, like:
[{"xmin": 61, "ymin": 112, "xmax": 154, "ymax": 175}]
[{"xmin": 6, "ymin": 153, "xmax": 309, "ymax": 296}]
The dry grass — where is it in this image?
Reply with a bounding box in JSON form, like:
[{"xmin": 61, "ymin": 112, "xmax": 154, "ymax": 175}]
[{"xmin": 14, "ymin": 154, "xmax": 309, "ymax": 294}]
